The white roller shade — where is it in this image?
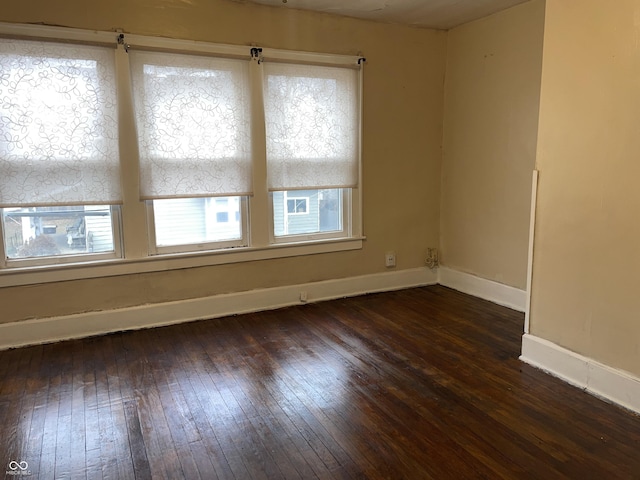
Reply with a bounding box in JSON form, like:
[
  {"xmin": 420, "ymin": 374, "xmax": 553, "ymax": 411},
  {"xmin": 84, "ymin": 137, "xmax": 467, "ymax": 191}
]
[
  {"xmin": 129, "ymin": 50, "xmax": 253, "ymax": 199},
  {"xmin": 0, "ymin": 38, "xmax": 121, "ymax": 207},
  {"xmin": 263, "ymin": 62, "xmax": 359, "ymax": 191}
]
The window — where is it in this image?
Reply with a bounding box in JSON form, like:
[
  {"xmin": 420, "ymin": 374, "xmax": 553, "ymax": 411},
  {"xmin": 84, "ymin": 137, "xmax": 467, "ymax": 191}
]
[
  {"xmin": 263, "ymin": 62, "xmax": 359, "ymax": 242},
  {"xmin": 0, "ymin": 24, "xmax": 363, "ymax": 278},
  {"xmin": 0, "ymin": 37, "xmax": 121, "ymax": 266},
  {"xmin": 130, "ymin": 50, "xmax": 252, "ymax": 253},
  {"xmin": 287, "ymin": 198, "xmax": 309, "ymax": 215}
]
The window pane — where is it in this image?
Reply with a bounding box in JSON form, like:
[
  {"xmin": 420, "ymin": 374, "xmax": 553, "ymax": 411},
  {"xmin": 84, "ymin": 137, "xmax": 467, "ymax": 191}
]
[
  {"xmin": 153, "ymin": 197, "xmax": 242, "ymax": 247},
  {"xmin": 274, "ymin": 189, "xmax": 342, "ymax": 237},
  {"xmin": 2, "ymin": 206, "xmax": 114, "ymax": 259}
]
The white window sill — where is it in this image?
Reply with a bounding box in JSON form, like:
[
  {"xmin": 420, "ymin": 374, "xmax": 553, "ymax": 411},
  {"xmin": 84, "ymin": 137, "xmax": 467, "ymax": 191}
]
[{"xmin": 0, "ymin": 237, "xmax": 365, "ymax": 287}]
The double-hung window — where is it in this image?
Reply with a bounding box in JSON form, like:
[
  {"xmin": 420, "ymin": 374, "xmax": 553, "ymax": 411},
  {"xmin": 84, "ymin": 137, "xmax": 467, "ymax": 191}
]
[
  {"xmin": 129, "ymin": 50, "xmax": 252, "ymax": 253},
  {"xmin": 264, "ymin": 62, "xmax": 359, "ymax": 242},
  {"xmin": 0, "ymin": 23, "xmax": 363, "ymax": 278},
  {"xmin": 0, "ymin": 37, "xmax": 122, "ymax": 267}
]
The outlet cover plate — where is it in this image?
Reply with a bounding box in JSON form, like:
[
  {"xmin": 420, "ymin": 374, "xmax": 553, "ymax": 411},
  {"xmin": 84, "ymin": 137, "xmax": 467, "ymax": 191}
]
[{"xmin": 385, "ymin": 252, "xmax": 396, "ymax": 267}]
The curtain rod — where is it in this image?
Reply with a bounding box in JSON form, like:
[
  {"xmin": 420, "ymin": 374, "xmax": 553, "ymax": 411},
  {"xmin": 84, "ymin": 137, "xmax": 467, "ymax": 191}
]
[{"xmin": 0, "ymin": 22, "xmax": 367, "ymax": 66}]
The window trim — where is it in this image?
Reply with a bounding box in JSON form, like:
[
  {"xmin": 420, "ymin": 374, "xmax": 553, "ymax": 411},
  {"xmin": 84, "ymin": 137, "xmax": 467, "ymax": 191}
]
[{"xmin": 0, "ymin": 236, "xmax": 365, "ymax": 287}]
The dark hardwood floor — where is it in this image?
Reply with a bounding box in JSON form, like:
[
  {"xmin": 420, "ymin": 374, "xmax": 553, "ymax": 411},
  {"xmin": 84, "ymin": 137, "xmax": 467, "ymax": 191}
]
[{"xmin": 2, "ymin": 285, "xmax": 640, "ymax": 479}]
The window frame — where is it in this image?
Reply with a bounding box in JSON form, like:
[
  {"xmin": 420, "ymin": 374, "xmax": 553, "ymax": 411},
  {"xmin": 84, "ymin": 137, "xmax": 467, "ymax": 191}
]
[
  {"xmin": 146, "ymin": 197, "xmax": 249, "ymax": 255},
  {"xmin": 0, "ymin": 206, "xmax": 123, "ymax": 269},
  {"xmin": 0, "ymin": 21, "xmax": 364, "ymax": 286},
  {"xmin": 271, "ymin": 189, "xmax": 352, "ymax": 244}
]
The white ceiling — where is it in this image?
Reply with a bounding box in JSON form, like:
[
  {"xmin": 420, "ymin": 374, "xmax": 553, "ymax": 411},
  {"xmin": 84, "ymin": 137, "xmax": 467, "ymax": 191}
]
[{"xmin": 243, "ymin": 0, "xmax": 530, "ymax": 30}]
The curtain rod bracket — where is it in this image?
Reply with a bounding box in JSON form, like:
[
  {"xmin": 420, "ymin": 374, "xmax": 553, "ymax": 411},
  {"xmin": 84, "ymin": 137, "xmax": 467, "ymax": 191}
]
[
  {"xmin": 117, "ymin": 33, "xmax": 129, "ymax": 52},
  {"xmin": 250, "ymin": 47, "xmax": 263, "ymax": 63}
]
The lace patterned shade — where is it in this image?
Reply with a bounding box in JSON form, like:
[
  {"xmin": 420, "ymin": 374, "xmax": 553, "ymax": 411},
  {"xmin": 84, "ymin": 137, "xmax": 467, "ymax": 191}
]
[
  {"xmin": 0, "ymin": 39, "xmax": 121, "ymax": 207},
  {"xmin": 264, "ymin": 62, "xmax": 359, "ymax": 191},
  {"xmin": 130, "ymin": 51, "xmax": 253, "ymax": 199}
]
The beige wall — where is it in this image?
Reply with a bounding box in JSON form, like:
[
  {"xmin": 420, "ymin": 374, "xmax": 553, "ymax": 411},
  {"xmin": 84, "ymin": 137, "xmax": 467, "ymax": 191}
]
[
  {"xmin": 531, "ymin": 0, "xmax": 640, "ymax": 377},
  {"xmin": 440, "ymin": 0, "xmax": 545, "ymax": 289},
  {"xmin": 0, "ymin": 0, "xmax": 446, "ymax": 323}
]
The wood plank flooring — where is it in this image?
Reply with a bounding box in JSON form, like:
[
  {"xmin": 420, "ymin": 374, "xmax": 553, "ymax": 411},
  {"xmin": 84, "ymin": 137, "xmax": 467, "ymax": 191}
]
[{"xmin": 1, "ymin": 285, "xmax": 640, "ymax": 479}]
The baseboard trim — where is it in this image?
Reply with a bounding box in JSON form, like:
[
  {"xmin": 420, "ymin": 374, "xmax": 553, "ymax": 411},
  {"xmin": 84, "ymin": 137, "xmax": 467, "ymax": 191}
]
[
  {"xmin": 520, "ymin": 333, "xmax": 640, "ymax": 414},
  {"xmin": 437, "ymin": 267, "xmax": 526, "ymax": 312},
  {"xmin": 0, "ymin": 267, "xmax": 437, "ymax": 350}
]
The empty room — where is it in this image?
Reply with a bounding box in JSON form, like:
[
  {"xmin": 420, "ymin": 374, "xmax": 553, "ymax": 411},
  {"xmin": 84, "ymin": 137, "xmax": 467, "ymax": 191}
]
[{"xmin": 1, "ymin": 0, "xmax": 640, "ymax": 478}]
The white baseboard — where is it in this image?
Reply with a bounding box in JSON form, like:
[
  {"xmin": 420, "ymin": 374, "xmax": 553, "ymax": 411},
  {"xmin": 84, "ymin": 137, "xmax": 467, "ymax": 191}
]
[
  {"xmin": 0, "ymin": 267, "xmax": 437, "ymax": 350},
  {"xmin": 521, "ymin": 333, "xmax": 640, "ymax": 414},
  {"xmin": 437, "ymin": 266, "xmax": 526, "ymax": 312}
]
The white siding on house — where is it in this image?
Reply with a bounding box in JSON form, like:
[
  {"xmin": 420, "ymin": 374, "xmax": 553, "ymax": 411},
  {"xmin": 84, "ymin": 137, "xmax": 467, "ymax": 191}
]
[
  {"xmin": 205, "ymin": 197, "xmax": 242, "ymax": 241},
  {"xmin": 273, "ymin": 191, "xmax": 286, "ymax": 236},
  {"xmin": 153, "ymin": 197, "xmax": 242, "ymax": 247},
  {"xmin": 84, "ymin": 205, "xmax": 114, "ymax": 252},
  {"xmin": 154, "ymin": 198, "xmax": 207, "ymax": 246},
  {"xmin": 286, "ymin": 191, "xmax": 319, "ymax": 235}
]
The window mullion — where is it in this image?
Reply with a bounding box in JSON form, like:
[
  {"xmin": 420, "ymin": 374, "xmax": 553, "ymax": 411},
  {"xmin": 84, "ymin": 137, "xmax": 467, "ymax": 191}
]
[
  {"xmin": 0, "ymin": 212, "xmax": 7, "ymax": 268},
  {"xmin": 354, "ymin": 65, "xmax": 364, "ymax": 238},
  {"xmin": 248, "ymin": 57, "xmax": 270, "ymax": 248},
  {"xmin": 116, "ymin": 45, "xmax": 149, "ymax": 259}
]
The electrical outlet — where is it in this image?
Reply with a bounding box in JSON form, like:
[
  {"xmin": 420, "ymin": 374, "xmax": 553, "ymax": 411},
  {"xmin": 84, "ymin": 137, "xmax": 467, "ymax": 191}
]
[
  {"xmin": 300, "ymin": 291, "xmax": 308, "ymax": 303},
  {"xmin": 385, "ymin": 252, "xmax": 396, "ymax": 267}
]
